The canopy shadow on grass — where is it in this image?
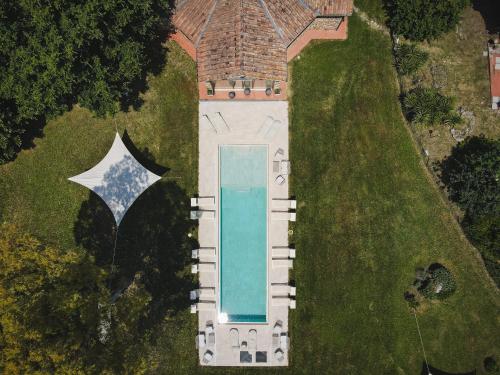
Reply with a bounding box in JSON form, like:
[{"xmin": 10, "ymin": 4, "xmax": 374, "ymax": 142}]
[{"xmin": 73, "ymin": 149, "xmax": 197, "ymax": 322}]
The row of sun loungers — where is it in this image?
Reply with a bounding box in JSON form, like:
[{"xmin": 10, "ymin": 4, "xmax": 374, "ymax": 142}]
[
  {"xmin": 202, "ymin": 113, "xmax": 231, "ymax": 134},
  {"xmin": 192, "ymin": 209, "xmax": 295, "ymax": 222}
]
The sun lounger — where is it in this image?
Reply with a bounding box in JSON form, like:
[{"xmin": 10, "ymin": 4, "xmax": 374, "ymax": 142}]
[
  {"xmin": 192, "ymin": 301, "xmax": 216, "ymax": 313},
  {"xmin": 280, "ymin": 334, "xmax": 290, "ymax": 349},
  {"xmin": 230, "ymin": 328, "xmax": 240, "ymax": 350},
  {"xmin": 272, "ymin": 297, "xmax": 296, "ymax": 309},
  {"xmin": 248, "ymin": 329, "xmax": 257, "ymax": 350},
  {"xmin": 272, "ymin": 259, "xmax": 294, "ymax": 269},
  {"xmin": 201, "ymin": 114, "xmax": 218, "ymax": 134},
  {"xmin": 280, "ymin": 160, "xmax": 291, "ymax": 175},
  {"xmin": 272, "ymin": 247, "xmax": 296, "ymax": 259},
  {"xmin": 190, "ymin": 210, "xmax": 215, "ymax": 220},
  {"xmin": 196, "ymin": 333, "xmax": 206, "ymax": 348},
  {"xmin": 275, "ymin": 175, "xmax": 285, "ymax": 186},
  {"xmin": 191, "ymin": 264, "xmax": 198, "ymax": 274},
  {"xmin": 271, "ymin": 211, "xmax": 296, "ymax": 221},
  {"xmin": 274, "ymin": 148, "xmax": 285, "ymax": 160},
  {"xmin": 192, "ymin": 247, "xmax": 216, "ymax": 260},
  {"xmin": 271, "ymin": 284, "xmax": 296, "ymax": 296},
  {"xmin": 273, "ymin": 161, "xmax": 280, "ymax": 173},
  {"xmin": 264, "ymin": 120, "xmax": 283, "ymax": 141},
  {"xmin": 190, "ymin": 288, "xmax": 216, "ymax": 301},
  {"xmin": 214, "ymin": 112, "xmax": 230, "ymax": 132},
  {"xmin": 191, "ymin": 196, "xmax": 215, "ymax": 207},
  {"xmin": 207, "ymin": 332, "xmax": 215, "ymax": 347},
  {"xmin": 272, "ymin": 199, "xmax": 296, "ymax": 210}
]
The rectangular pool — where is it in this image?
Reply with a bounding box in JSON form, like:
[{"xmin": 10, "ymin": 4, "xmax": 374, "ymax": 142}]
[{"xmin": 219, "ymin": 145, "xmax": 267, "ymax": 323}]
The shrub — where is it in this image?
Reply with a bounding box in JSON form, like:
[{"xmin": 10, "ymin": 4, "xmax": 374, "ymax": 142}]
[
  {"xmin": 394, "ymin": 43, "xmax": 428, "ymax": 76},
  {"xmin": 387, "ymin": 0, "xmax": 469, "ymax": 41},
  {"xmin": 418, "ymin": 264, "xmax": 456, "ymax": 300},
  {"xmin": 484, "ymin": 356, "xmax": 499, "ymax": 373},
  {"xmin": 403, "ymin": 87, "xmax": 461, "ymax": 126}
]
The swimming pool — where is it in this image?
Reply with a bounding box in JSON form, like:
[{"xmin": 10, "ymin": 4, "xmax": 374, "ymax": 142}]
[{"xmin": 219, "ymin": 145, "xmax": 267, "ymax": 323}]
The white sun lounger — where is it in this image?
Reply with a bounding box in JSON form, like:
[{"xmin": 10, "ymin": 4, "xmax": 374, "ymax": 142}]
[
  {"xmin": 190, "ymin": 210, "xmax": 215, "ymax": 220},
  {"xmin": 271, "ymin": 211, "xmax": 296, "ymax": 221},
  {"xmin": 271, "ymin": 284, "xmax": 296, "ymax": 296},
  {"xmin": 196, "ymin": 333, "xmax": 206, "ymax": 348},
  {"xmin": 191, "ymin": 196, "xmax": 215, "ymax": 207},
  {"xmin": 272, "ymin": 297, "xmax": 296, "ymax": 309},
  {"xmin": 192, "ymin": 247, "xmax": 216, "ymax": 260},
  {"xmin": 265, "ymin": 120, "xmax": 283, "ymax": 141},
  {"xmin": 248, "ymin": 329, "xmax": 257, "ymax": 350},
  {"xmin": 272, "ymin": 247, "xmax": 296, "ymax": 259},
  {"xmin": 280, "ymin": 334, "xmax": 290, "ymax": 349},
  {"xmin": 191, "ymin": 301, "xmax": 216, "ymax": 313},
  {"xmin": 275, "ymin": 175, "xmax": 286, "ymax": 186},
  {"xmin": 272, "ymin": 259, "xmax": 294, "ymax": 269},
  {"xmin": 214, "ymin": 112, "xmax": 230, "ymax": 133},
  {"xmin": 202, "ymin": 350, "xmax": 214, "ymax": 364},
  {"xmin": 272, "ymin": 199, "xmax": 296, "ymax": 210},
  {"xmin": 201, "ymin": 114, "xmax": 218, "ymax": 134},
  {"xmin": 230, "ymin": 328, "xmax": 240, "ymax": 350},
  {"xmin": 280, "ymin": 160, "xmax": 291, "ymax": 175},
  {"xmin": 190, "ymin": 287, "xmax": 216, "ymax": 301}
]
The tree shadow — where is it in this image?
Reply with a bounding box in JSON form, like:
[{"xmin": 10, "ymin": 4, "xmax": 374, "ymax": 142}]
[
  {"xmin": 73, "ymin": 145, "xmax": 197, "ymax": 324},
  {"xmin": 421, "ymin": 363, "xmax": 476, "ymax": 375},
  {"xmin": 472, "ymin": 0, "xmax": 500, "ymax": 34}
]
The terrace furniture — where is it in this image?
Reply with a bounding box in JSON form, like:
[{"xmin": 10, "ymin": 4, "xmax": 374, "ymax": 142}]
[
  {"xmin": 240, "ymin": 351, "xmax": 252, "ymax": 363},
  {"xmin": 273, "ymin": 320, "xmax": 283, "ymax": 335},
  {"xmin": 191, "ymin": 302, "xmax": 216, "ymax": 313},
  {"xmin": 271, "ymin": 211, "xmax": 296, "ymax": 221},
  {"xmin": 230, "ymin": 328, "xmax": 240, "ymax": 350},
  {"xmin": 196, "ymin": 333, "xmax": 206, "ymax": 348},
  {"xmin": 280, "ymin": 334, "xmax": 290, "ymax": 349},
  {"xmin": 190, "ymin": 210, "xmax": 215, "ymax": 220},
  {"xmin": 265, "ymin": 120, "xmax": 282, "ymax": 141},
  {"xmin": 273, "ymin": 161, "xmax": 280, "ymax": 173},
  {"xmin": 214, "ymin": 112, "xmax": 230, "ymax": 133},
  {"xmin": 272, "ymin": 259, "xmax": 294, "ymax": 269},
  {"xmin": 274, "ymin": 349, "xmax": 284, "ymax": 362},
  {"xmin": 202, "ymin": 350, "xmax": 214, "ymax": 364},
  {"xmin": 201, "ymin": 114, "xmax": 218, "ymax": 134},
  {"xmin": 206, "ymin": 321, "xmax": 214, "ymax": 334},
  {"xmin": 280, "ymin": 160, "xmax": 291, "ymax": 175},
  {"xmin": 190, "ymin": 288, "xmax": 216, "ymax": 301},
  {"xmin": 275, "ymin": 175, "xmax": 286, "ymax": 186},
  {"xmin": 248, "ymin": 329, "xmax": 257, "ymax": 350},
  {"xmin": 272, "ymin": 198, "xmax": 296, "ymax": 210},
  {"xmin": 272, "ymin": 297, "xmax": 296, "ymax": 310},
  {"xmin": 191, "ymin": 247, "xmax": 216, "ymax": 260},
  {"xmin": 272, "ymin": 247, "xmax": 296, "ymax": 259},
  {"xmin": 191, "ymin": 196, "xmax": 215, "ymax": 207},
  {"xmin": 207, "ymin": 332, "xmax": 215, "ymax": 347},
  {"xmin": 191, "ymin": 264, "xmax": 198, "ymax": 274},
  {"xmin": 256, "ymin": 351, "xmax": 268, "ymax": 363},
  {"xmin": 271, "ymin": 283, "xmax": 296, "ymax": 297},
  {"xmin": 274, "ymin": 148, "xmax": 285, "ymax": 160}
]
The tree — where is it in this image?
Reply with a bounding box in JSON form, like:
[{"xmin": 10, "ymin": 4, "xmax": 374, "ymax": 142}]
[
  {"xmin": 403, "ymin": 87, "xmax": 461, "ymax": 126},
  {"xmin": 0, "ymin": 223, "xmax": 107, "ymax": 374},
  {"xmin": 0, "ymin": 0, "xmax": 170, "ymax": 163},
  {"xmin": 387, "ymin": 0, "xmax": 469, "ymax": 41}
]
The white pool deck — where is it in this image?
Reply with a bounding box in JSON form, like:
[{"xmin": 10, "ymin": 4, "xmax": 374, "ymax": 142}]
[{"xmin": 195, "ymin": 101, "xmax": 293, "ymax": 366}]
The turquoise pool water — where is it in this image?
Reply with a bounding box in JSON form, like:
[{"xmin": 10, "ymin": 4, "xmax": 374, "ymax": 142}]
[{"xmin": 219, "ymin": 145, "xmax": 267, "ymax": 323}]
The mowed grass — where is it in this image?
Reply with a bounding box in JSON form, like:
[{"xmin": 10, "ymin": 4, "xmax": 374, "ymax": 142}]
[
  {"xmin": 289, "ymin": 14, "xmax": 499, "ymax": 375},
  {"xmin": 0, "ymin": 42, "xmax": 198, "ymax": 249}
]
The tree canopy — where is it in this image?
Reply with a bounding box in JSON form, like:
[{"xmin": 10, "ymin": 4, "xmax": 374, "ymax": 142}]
[
  {"xmin": 0, "ymin": 223, "xmax": 106, "ymax": 373},
  {"xmin": 387, "ymin": 0, "xmax": 469, "ymax": 41},
  {"xmin": 0, "ymin": 0, "xmax": 170, "ymax": 164}
]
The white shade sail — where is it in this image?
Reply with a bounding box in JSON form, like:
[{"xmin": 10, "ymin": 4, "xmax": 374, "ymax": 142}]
[{"xmin": 69, "ymin": 133, "xmax": 162, "ymax": 225}]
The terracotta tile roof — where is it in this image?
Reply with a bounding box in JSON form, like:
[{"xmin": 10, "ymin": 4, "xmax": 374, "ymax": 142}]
[
  {"xmin": 302, "ymin": 0, "xmax": 353, "ymax": 15},
  {"xmin": 173, "ymin": 0, "xmax": 352, "ymax": 81}
]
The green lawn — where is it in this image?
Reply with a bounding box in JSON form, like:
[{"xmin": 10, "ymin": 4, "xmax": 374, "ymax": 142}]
[
  {"xmin": 289, "ymin": 14, "xmax": 499, "ymax": 375},
  {"xmin": 0, "ymin": 15, "xmax": 498, "ymax": 375}
]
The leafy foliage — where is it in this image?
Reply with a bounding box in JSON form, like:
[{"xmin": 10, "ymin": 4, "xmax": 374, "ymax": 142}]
[
  {"xmin": 484, "ymin": 356, "xmax": 499, "ymax": 373},
  {"xmin": 387, "ymin": 0, "xmax": 469, "ymax": 41},
  {"xmin": 0, "ymin": 0, "xmax": 170, "ymax": 163},
  {"xmin": 0, "ymin": 223, "xmax": 107, "ymax": 373},
  {"xmin": 418, "ymin": 264, "xmax": 457, "ymax": 300},
  {"xmin": 440, "ymin": 136, "xmax": 500, "ymax": 286},
  {"xmin": 403, "ymin": 87, "xmax": 461, "ymax": 126},
  {"xmin": 394, "ymin": 43, "xmax": 428, "ymax": 76}
]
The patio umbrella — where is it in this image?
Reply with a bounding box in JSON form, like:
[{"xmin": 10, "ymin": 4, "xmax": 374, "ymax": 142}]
[{"xmin": 69, "ymin": 132, "xmax": 161, "ymax": 226}]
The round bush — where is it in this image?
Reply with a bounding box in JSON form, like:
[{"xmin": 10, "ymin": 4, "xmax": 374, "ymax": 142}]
[{"xmin": 418, "ymin": 264, "xmax": 456, "ymax": 300}]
